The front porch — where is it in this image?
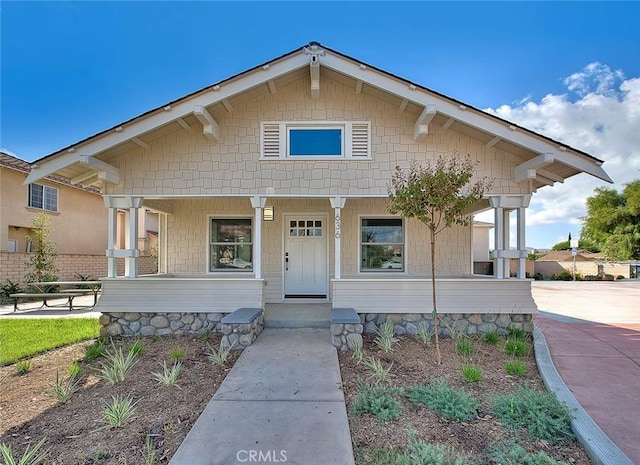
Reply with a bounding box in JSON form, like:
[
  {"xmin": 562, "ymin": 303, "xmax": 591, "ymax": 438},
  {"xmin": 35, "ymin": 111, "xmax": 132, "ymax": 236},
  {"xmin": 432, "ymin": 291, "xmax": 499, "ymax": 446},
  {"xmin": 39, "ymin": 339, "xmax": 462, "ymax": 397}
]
[{"xmin": 96, "ymin": 273, "xmax": 536, "ymax": 315}]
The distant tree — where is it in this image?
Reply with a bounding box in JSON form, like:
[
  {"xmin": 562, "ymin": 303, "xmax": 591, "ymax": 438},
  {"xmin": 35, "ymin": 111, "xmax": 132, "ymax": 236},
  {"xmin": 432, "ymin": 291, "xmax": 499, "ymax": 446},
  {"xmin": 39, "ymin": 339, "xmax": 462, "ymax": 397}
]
[
  {"xmin": 551, "ymin": 239, "xmax": 600, "ymax": 253},
  {"xmin": 581, "ymin": 180, "xmax": 640, "ymax": 260},
  {"xmin": 25, "ymin": 213, "xmax": 58, "ymax": 284},
  {"xmin": 388, "ymin": 155, "xmax": 492, "ymax": 364}
]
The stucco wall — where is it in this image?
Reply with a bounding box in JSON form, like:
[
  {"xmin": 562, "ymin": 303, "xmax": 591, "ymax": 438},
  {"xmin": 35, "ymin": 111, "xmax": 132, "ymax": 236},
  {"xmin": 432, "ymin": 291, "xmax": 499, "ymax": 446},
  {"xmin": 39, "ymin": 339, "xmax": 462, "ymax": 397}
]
[
  {"xmin": 534, "ymin": 260, "xmax": 631, "ymax": 279},
  {"xmin": 0, "ymin": 167, "xmax": 108, "ymax": 254},
  {"xmin": 103, "ymin": 75, "xmax": 530, "ymax": 198}
]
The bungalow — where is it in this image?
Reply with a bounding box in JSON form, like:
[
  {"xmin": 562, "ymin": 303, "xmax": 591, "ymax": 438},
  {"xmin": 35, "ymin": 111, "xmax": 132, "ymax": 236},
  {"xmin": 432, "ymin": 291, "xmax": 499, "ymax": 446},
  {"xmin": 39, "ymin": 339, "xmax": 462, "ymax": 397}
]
[{"xmin": 25, "ymin": 43, "xmax": 612, "ymax": 345}]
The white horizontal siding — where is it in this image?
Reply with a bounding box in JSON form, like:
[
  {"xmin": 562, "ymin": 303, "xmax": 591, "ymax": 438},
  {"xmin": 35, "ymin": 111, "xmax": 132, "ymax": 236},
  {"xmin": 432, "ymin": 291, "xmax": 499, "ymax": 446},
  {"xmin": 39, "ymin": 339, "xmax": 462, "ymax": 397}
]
[
  {"xmin": 95, "ymin": 277, "xmax": 264, "ymax": 313},
  {"xmin": 263, "ymin": 272, "xmax": 282, "ymax": 303},
  {"xmin": 331, "ymin": 278, "xmax": 537, "ymax": 314}
]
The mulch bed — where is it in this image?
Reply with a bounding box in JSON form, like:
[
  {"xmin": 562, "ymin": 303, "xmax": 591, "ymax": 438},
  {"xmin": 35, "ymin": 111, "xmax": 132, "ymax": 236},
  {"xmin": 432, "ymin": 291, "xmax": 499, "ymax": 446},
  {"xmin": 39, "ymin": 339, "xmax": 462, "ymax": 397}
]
[
  {"xmin": 0, "ymin": 334, "xmax": 237, "ymax": 464},
  {"xmin": 338, "ymin": 334, "xmax": 592, "ymax": 464}
]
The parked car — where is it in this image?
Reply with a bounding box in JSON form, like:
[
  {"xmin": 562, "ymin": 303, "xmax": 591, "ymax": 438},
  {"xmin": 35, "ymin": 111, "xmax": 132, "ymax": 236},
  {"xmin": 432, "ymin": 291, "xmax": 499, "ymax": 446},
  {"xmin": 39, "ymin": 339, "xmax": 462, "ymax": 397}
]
[
  {"xmin": 227, "ymin": 258, "xmax": 252, "ymax": 269},
  {"xmin": 381, "ymin": 259, "xmax": 402, "ymax": 269}
]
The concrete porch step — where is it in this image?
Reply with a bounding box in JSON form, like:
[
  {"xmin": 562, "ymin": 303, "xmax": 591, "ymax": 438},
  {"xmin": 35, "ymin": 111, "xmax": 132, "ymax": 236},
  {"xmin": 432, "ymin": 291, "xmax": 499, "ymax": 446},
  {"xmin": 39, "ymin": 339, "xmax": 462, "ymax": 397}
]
[{"xmin": 263, "ymin": 303, "xmax": 331, "ymax": 329}]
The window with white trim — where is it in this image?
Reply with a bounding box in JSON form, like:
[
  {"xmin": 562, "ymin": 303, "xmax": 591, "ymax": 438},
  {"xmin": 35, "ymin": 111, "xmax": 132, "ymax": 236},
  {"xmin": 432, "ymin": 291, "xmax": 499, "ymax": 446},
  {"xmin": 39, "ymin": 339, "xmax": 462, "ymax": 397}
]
[
  {"xmin": 28, "ymin": 183, "xmax": 58, "ymax": 212},
  {"xmin": 261, "ymin": 121, "xmax": 370, "ymax": 158},
  {"xmin": 209, "ymin": 218, "xmax": 253, "ymax": 272},
  {"xmin": 360, "ymin": 218, "xmax": 404, "ymax": 272}
]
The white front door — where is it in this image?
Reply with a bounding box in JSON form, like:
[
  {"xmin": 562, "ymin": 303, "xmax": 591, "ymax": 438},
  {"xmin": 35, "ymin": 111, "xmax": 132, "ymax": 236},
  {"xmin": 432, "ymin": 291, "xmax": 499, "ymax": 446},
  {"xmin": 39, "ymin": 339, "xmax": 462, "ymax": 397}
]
[{"xmin": 284, "ymin": 216, "xmax": 327, "ymax": 298}]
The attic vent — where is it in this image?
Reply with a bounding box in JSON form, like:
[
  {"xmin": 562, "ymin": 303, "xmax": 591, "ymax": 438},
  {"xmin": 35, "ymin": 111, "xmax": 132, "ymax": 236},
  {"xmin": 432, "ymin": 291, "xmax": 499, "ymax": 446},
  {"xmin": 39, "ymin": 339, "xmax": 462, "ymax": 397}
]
[
  {"xmin": 350, "ymin": 122, "xmax": 370, "ymax": 158},
  {"xmin": 260, "ymin": 121, "xmax": 371, "ymax": 159},
  {"xmin": 261, "ymin": 123, "xmax": 282, "ymax": 158}
]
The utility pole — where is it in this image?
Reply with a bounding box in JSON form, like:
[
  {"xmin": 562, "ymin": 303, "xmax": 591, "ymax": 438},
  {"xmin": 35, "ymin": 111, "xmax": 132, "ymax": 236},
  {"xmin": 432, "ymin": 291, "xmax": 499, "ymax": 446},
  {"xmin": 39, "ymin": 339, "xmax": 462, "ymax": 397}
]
[{"xmin": 570, "ymin": 238, "xmax": 579, "ymax": 281}]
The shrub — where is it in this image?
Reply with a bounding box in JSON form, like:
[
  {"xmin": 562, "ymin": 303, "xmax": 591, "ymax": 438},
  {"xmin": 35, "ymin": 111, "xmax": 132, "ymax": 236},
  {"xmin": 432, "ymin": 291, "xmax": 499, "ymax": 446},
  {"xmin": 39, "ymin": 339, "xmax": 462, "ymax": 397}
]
[
  {"xmin": 169, "ymin": 347, "xmax": 186, "ymax": 360},
  {"xmin": 362, "ymin": 357, "xmax": 395, "ymax": 385},
  {"xmin": 0, "ymin": 279, "xmax": 22, "ymax": 304},
  {"xmin": 207, "ymin": 342, "xmax": 235, "ymax": 367},
  {"xmin": 101, "ymin": 395, "xmax": 138, "ymax": 429},
  {"xmin": 151, "ymin": 361, "xmax": 182, "ymax": 388},
  {"xmin": 374, "ymin": 320, "xmax": 400, "ymax": 353},
  {"xmin": 402, "ymin": 434, "xmax": 472, "ymax": 465},
  {"xmin": 68, "ymin": 362, "xmax": 82, "ymax": 377},
  {"xmin": 127, "ymin": 340, "xmax": 144, "ymax": 357},
  {"xmin": 15, "ymin": 360, "xmax": 32, "ymax": 375},
  {"xmin": 351, "ymin": 381, "xmax": 403, "ymax": 423},
  {"xmin": 24, "ymin": 213, "xmax": 58, "ymax": 284},
  {"xmin": 487, "ymin": 439, "xmax": 565, "ymax": 465},
  {"xmin": 0, "ymin": 437, "xmax": 49, "ymax": 465},
  {"xmin": 460, "ymin": 363, "xmax": 483, "ymax": 382},
  {"xmin": 505, "ymin": 338, "xmax": 528, "ymax": 357},
  {"xmin": 483, "ymin": 332, "xmax": 499, "ymax": 345},
  {"xmin": 200, "ymin": 330, "xmax": 212, "ymax": 341},
  {"xmin": 443, "ymin": 320, "xmax": 468, "ymax": 340},
  {"xmin": 456, "ymin": 339, "xmax": 473, "ymax": 356},
  {"xmin": 507, "ymin": 327, "xmax": 530, "ymax": 341},
  {"xmin": 54, "ymin": 371, "xmax": 82, "ymax": 404},
  {"xmin": 141, "ymin": 434, "xmax": 156, "ymax": 465},
  {"xmin": 505, "ymin": 359, "xmax": 527, "ymax": 376},
  {"xmin": 407, "ymin": 379, "xmax": 478, "ymax": 422},
  {"xmin": 97, "ymin": 343, "xmax": 139, "ymax": 385},
  {"xmin": 349, "ymin": 338, "xmax": 364, "ymax": 363},
  {"xmin": 490, "ymin": 384, "xmax": 574, "ymax": 442},
  {"xmin": 85, "ymin": 336, "xmax": 107, "ymax": 359},
  {"xmin": 416, "ymin": 321, "xmax": 434, "ymax": 346}
]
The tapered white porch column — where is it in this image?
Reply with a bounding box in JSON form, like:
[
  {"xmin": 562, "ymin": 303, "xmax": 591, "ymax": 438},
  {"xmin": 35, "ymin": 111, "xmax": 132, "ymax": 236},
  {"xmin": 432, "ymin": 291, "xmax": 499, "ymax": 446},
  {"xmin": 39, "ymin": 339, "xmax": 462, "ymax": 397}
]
[
  {"xmin": 494, "ymin": 206, "xmax": 506, "ymax": 279},
  {"xmin": 330, "ymin": 196, "xmax": 347, "ymax": 279},
  {"xmin": 489, "ymin": 195, "xmax": 531, "ymax": 279},
  {"xmin": 517, "ymin": 207, "xmax": 527, "ymax": 278},
  {"xmin": 250, "ymin": 196, "xmax": 266, "ymax": 279},
  {"xmin": 125, "ymin": 207, "xmax": 139, "ymax": 278},
  {"xmin": 104, "ymin": 196, "xmax": 144, "ymax": 278},
  {"xmin": 106, "ymin": 207, "xmax": 118, "ymax": 278}
]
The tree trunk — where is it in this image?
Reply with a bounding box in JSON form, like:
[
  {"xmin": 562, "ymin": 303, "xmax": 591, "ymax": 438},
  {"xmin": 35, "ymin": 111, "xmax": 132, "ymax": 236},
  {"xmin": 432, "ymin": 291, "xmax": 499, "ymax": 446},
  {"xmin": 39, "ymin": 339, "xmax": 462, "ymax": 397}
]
[{"xmin": 430, "ymin": 228, "xmax": 441, "ymax": 364}]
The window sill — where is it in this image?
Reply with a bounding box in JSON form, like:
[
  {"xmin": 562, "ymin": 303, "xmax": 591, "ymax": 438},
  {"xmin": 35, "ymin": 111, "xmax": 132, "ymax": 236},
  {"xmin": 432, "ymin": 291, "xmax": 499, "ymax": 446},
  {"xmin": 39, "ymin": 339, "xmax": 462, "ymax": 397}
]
[
  {"xmin": 259, "ymin": 156, "xmax": 373, "ymax": 161},
  {"xmin": 25, "ymin": 207, "xmax": 60, "ymax": 215}
]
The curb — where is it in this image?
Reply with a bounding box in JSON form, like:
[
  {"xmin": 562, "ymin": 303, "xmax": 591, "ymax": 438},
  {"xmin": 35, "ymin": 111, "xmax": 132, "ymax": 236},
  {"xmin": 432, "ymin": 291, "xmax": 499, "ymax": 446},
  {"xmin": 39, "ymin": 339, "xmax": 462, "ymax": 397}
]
[{"xmin": 533, "ymin": 326, "xmax": 633, "ymax": 465}]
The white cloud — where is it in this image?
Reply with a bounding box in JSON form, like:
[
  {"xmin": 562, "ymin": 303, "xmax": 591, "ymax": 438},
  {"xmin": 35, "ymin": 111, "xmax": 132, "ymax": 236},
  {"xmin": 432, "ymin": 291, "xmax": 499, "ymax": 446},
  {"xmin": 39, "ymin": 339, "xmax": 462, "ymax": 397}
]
[
  {"xmin": 563, "ymin": 62, "xmax": 625, "ymax": 98},
  {"xmin": 485, "ymin": 63, "xmax": 640, "ymax": 242}
]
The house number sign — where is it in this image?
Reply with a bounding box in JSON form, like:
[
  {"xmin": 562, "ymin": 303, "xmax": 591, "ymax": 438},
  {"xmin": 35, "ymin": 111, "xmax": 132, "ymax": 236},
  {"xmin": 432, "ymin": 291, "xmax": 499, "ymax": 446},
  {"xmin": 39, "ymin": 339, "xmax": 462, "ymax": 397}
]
[{"xmin": 335, "ymin": 213, "xmax": 341, "ymax": 238}]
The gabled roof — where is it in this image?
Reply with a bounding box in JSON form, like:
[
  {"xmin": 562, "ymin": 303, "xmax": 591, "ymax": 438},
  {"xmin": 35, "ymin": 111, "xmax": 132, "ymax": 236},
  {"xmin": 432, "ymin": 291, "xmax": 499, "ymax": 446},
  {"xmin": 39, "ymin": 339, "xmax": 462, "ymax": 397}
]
[
  {"xmin": 1, "ymin": 151, "xmax": 100, "ymax": 194},
  {"xmin": 25, "ymin": 42, "xmax": 613, "ymax": 190}
]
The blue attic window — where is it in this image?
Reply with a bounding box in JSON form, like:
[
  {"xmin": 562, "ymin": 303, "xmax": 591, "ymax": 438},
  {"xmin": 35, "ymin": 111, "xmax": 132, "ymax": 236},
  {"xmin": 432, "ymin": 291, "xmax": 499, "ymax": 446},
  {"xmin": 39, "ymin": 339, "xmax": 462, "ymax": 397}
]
[{"xmin": 288, "ymin": 128, "xmax": 342, "ymax": 157}]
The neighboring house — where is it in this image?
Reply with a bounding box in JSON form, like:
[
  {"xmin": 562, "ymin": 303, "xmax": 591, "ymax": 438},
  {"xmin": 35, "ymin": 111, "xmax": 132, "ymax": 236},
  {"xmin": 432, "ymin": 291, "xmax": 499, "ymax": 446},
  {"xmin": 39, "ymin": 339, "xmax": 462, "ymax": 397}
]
[
  {"xmin": 0, "ymin": 151, "xmax": 158, "ymax": 284},
  {"xmin": 24, "ymin": 43, "xmax": 612, "ymax": 337},
  {"xmin": 472, "ymin": 220, "xmax": 494, "ymax": 275},
  {"xmin": 0, "ymin": 151, "xmax": 107, "ymax": 254},
  {"xmin": 535, "ymin": 250, "xmax": 636, "ymax": 279}
]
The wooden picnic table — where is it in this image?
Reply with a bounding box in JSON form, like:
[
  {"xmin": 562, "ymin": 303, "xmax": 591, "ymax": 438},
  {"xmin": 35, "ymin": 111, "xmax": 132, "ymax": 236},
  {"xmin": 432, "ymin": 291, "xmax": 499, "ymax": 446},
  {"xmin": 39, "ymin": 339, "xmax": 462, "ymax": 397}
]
[{"xmin": 11, "ymin": 281, "xmax": 102, "ymax": 312}]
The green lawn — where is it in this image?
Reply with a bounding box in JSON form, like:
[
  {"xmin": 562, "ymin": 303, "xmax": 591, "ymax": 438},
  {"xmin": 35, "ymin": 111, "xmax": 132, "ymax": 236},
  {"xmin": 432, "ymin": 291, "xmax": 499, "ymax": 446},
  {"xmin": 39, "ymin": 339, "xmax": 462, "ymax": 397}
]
[{"xmin": 0, "ymin": 318, "xmax": 101, "ymax": 365}]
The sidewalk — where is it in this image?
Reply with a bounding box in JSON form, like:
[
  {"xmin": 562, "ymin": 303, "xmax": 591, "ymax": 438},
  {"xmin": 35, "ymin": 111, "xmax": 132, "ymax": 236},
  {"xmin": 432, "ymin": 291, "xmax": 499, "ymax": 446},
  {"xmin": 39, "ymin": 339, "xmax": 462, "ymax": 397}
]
[
  {"xmin": 169, "ymin": 328, "xmax": 355, "ymax": 465},
  {"xmin": 532, "ymin": 281, "xmax": 640, "ymax": 465},
  {"xmin": 0, "ymin": 294, "xmax": 101, "ymax": 318}
]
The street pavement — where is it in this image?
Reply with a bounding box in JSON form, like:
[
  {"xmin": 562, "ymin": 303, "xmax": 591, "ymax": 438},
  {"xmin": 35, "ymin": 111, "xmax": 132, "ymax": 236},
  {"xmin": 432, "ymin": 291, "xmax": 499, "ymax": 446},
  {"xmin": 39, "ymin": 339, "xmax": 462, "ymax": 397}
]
[{"xmin": 532, "ymin": 281, "xmax": 640, "ymax": 464}]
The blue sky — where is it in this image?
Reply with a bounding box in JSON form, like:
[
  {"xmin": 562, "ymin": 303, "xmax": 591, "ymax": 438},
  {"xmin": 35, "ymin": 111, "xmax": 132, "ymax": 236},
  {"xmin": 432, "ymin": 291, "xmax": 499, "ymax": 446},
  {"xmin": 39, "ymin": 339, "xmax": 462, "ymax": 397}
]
[{"xmin": 2, "ymin": 2, "xmax": 639, "ymax": 249}]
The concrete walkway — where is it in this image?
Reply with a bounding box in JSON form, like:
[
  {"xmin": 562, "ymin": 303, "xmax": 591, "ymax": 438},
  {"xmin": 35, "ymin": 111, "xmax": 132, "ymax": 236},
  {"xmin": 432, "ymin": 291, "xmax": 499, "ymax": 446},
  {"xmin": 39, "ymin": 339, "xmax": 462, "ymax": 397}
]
[
  {"xmin": 169, "ymin": 328, "xmax": 355, "ymax": 465},
  {"xmin": 532, "ymin": 281, "xmax": 640, "ymax": 465},
  {"xmin": 0, "ymin": 294, "xmax": 101, "ymax": 318}
]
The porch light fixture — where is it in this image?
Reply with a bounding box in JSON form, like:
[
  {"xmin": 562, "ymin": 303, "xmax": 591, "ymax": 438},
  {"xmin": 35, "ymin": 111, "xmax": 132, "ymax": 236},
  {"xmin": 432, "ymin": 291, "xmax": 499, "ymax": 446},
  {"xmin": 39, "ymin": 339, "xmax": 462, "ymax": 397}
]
[{"xmin": 263, "ymin": 206, "xmax": 274, "ymax": 221}]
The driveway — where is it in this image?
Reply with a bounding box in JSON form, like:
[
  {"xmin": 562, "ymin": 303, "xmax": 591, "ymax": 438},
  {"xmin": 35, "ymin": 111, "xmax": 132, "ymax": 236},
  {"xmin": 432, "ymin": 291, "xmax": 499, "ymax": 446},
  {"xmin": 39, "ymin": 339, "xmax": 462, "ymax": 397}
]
[{"xmin": 532, "ymin": 280, "xmax": 640, "ymax": 464}]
